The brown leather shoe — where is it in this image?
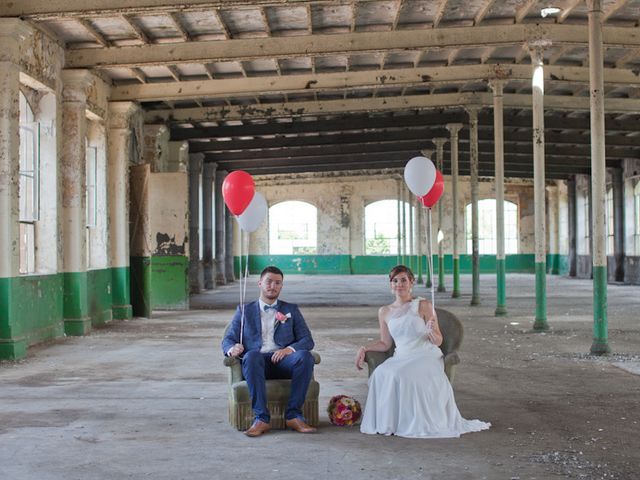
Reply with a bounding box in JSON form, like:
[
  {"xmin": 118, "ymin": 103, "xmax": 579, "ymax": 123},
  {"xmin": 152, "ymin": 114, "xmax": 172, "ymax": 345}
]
[
  {"xmin": 285, "ymin": 417, "xmax": 317, "ymax": 433},
  {"xmin": 244, "ymin": 420, "xmax": 271, "ymax": 437}
]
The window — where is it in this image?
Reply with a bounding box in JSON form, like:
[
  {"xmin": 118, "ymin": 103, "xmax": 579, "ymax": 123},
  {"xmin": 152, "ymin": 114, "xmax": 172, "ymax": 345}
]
[
  {"xmin": 269, "ymin": 201, "xmax": 317, "ymax": 254},
  {"xmin": 606, "ymin": 186, "xmax": 614, "ymax": 256},
  {"xmin": 465, "ymin": 199, "xmax": 518, "ymax": 254},
  {"xmin": 19, "ymin": 92, "xmax": 40, "ymax": 274},
  {"xmin": 364, "ymin": 200, "xmax": 414, "ymax": 255}
]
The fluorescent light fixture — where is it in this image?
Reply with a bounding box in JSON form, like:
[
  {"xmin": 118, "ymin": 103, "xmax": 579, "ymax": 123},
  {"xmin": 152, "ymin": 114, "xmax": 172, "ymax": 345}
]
[{"xmin": 540, "ymin": 6, "xmax": 561, "ymax": 18}]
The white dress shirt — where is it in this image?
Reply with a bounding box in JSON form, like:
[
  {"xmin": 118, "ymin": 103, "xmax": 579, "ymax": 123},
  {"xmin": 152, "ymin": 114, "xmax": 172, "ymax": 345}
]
[{"xmin": 259, "ymin": 299, "xmax": 279, "ymax": 353}]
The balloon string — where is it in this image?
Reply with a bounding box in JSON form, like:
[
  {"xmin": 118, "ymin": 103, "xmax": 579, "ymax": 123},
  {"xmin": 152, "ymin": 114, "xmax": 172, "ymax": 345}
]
[{"xmin": 426, "ymin": 207, "xmax": 436, "ymax": 315}]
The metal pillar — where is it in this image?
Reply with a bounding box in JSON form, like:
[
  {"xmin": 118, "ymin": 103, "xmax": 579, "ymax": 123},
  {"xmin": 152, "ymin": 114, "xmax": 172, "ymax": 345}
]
[
  {"xmin": 612, "ymin": 167, "xmax": 624, "ymax": 282},
  {"xmin": 215, "ymin": 170, "xmax": 227, "ymax": 285},
  {"xmin": 491, "ymin": 80, "xmax": 508, "ymax": 315},
  {"xmin": 529, "ymin": 44, "xmax": 549, "ymax": 331},
  {"xmin": 225, "ymin": 207, "xmax": 236, "ymax": 283},
  {"xmin": 433, "ymin": 138, "xmax": 447, "ymax": 292},
  {"xmin": 468, "ymin": 107, "xmax": 481, "ymax": 306},
  {"xmin": 446, "ymin": 123, "xmax": 463, "ymax": 298},
  {"xmin": 568, "ymin": 176, "xmax": 577, "ymax": 277},
  {"xmin": 202, "ymin": 162, "xmax": 216, "ymax": 289},
  {"xmin": 587, "ymin": 0, "xmax": 610, "ymax": 354}
]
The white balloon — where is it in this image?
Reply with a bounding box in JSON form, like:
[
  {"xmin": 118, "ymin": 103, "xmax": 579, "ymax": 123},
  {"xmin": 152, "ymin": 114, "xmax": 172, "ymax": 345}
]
[
  {"xmin": 404, "ymin": 156, "xmax": 436, "ymax": 197},
  {"xmin": 236, "ymin": 191, "xmax": 267, "ymax": 232}
]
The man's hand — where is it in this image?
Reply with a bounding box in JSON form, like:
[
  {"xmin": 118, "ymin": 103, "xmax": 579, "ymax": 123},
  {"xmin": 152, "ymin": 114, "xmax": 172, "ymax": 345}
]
[
  {"xmin": 228, "ymin": 343, "xmax": 244, "ymax": 357},
  {"xmin": 271, "ymin": 347, "xmax": 293, "ymax": 363}
]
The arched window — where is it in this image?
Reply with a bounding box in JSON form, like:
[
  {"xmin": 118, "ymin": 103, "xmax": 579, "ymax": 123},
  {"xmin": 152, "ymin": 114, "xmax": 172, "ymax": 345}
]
[
  {"xmin": 269, "ymin": 201, "xmax": 317, "ymax": 254},
  {"xmin": 364, "ymin": 200, "xmax": 414, "ymax": 255},
  {"xmin": 19, "ymin": 91, "xmax": 39, "ymax": 274},
  {"xmin": 465, "ymin": 199, "xmax": 518, "ymax": 254}
]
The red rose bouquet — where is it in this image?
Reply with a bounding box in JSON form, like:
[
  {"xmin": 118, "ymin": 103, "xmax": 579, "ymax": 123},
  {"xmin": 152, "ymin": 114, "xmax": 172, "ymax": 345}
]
[{"xmin": 327, "ymin": 395, "xmax": 362, "ymax": 426}]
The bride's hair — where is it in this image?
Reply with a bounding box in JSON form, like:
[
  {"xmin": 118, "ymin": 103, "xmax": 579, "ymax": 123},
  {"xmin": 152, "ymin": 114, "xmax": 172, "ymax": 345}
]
[{"xmin": 389, "ymin": 265, "xmax": 414, "ymax": 282}]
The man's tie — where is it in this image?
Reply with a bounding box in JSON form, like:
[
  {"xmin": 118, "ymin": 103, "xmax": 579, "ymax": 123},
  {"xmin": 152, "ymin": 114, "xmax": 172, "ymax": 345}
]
[{"xmin": 263, "ymin": 304, "xmax": 278, "ymax": 312}]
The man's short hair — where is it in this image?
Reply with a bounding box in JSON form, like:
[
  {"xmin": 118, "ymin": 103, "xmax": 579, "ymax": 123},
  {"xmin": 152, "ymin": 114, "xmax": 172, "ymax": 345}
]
[{"xmin": 260, "ymin": 265, "xmax": 284, "ymax": 279}]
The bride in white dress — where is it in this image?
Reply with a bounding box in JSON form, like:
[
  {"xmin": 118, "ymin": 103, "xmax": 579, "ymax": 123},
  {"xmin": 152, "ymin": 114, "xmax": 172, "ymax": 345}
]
[{"xmin": 355, "ymin": 265, "xmax": 491, "ymax": 438}]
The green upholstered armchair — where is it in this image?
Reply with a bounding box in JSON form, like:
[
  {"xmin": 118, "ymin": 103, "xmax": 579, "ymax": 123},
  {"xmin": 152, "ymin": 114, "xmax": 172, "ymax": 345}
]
[
  {"xmin": 223, "ymin": 349, "xmax": 321, "ymax": 431},
  {"xmin": 364, "ymin": 307, "xmax": 463, "ymax": 383}
]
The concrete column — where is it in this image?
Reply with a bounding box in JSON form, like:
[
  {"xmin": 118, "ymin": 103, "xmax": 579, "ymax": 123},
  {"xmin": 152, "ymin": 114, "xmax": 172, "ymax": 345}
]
[
  {"xmin": 433, "ymin": 138, "xmax": 447, "ymax": 292},
  {"xmin": 612, "ymin": 167, "xmax": 624, "ymax": 282},
  {"xmin": 0, "ymin": 20, "xmax": 30, "ymax": 281},
  {"xmin": 446, "ymin": 123, "xmax": 463, "ymax": 298},
  {"xmin": 0, "ymin": 20, "xmax": 31, "ymax": 359},
  {"xmin": 490, "ymin": 80, "xmax": 507, "ymax": 316},
  {"xmin": 568, "ymin": 176, "xmax": 577, "ymax": 277},
  {"xmin": 202, "ymin": 162, "xmax": 216, "ymax": 289},
  {"xmin": 215, "ymin": 169, "xmax": 228, "ymax": 285},
  {"xmin": 129, "ymin": 163, "xmax": 151, "ymax": 318},
  {"xmin": 61, "ymin": 69, "xmax": 93, "ymax": 336},
  {"xmin": 587, "ymin": 0, "xmax": 610, "ymax": 354},
  {"xmin": 225, "ymin": 207, "xmax": 236, "ymax": 283},
  {"xmin": 467, "ymin": 107, "xmax": 481, "ymax": 306},
  {"xmin": 108, "ymin": 101, "xmax": 140, "ymax": 320},
  {"xmin": 189, "ymin": 153, "xmax": 204, "ymax": 293},
  {"xmin": 529, "ymin": 44, "xmax": 549, "ymax": 331}
]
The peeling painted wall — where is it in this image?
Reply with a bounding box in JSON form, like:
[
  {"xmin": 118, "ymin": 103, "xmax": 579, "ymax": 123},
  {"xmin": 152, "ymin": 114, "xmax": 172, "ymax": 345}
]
[{"xmin": 149, "ymin": 173, "xmax": 189, "ymax": 257}]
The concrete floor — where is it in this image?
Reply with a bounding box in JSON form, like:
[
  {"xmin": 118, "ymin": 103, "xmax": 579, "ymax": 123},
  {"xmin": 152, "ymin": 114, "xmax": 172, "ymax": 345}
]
[{"xmin": 1, "ymin": 274, "xmax": 639, "ymax": 480}]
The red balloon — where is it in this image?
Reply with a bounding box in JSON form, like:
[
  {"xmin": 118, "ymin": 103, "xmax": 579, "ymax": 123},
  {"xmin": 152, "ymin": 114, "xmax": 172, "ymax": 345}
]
[
  {"xmin": 222, "ymin": 171, "xmax": 255, "ymax": 215},
  {"xmin": 419, "ymin": 170, "xmax": 444, "ymax": 208}
]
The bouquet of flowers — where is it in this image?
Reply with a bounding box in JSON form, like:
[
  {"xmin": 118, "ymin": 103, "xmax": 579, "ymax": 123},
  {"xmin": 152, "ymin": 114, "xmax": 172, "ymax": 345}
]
[{"xmin": 327, "ymin": 395, "xmax": 362, "ymax": 426}]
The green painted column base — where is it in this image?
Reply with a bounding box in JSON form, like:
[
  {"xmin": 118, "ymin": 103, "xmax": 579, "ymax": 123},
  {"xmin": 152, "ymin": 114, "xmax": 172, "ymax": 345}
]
[
  {"xmin": 0, "ymin": 339, "xmax": 27, "ymax": 360},
  {"xmin": 437, "ymin": 285, "xmax": 446, "ymax": 292},
  {"xmin": 64, "ymin": 317, "xmax": 92, "ymax": 336},
  {"xmin": 112, "ymin": 304, "xmax": 133, "ymax": 320},
  {"xmin": 452, "ymin": 258, "xmax": 460, "ymax": 298},
  {"xmin": 533, "ymin": 261, "xmax": 549, "ymax": 331},
  {"xmin": 495, "ymin": 305, "xmax": 508, "ymax": 316},
  {"xmin": 470, "ymin": 295, "xmax": 481, "ymax": 306},
  {"xmin": 426, "ymin": 279, "xmax": 432, "ymax": 288},
  {"xmin": 591, "ymin": 265, "xmax": 609, "ymax": 355},
  {"xmin": 437, "ymin": 256, "xmax": 445, "ymax": 292},
  {"xmin": 589, "ymin": 341, "xmax": 611, "ymax": 356}
]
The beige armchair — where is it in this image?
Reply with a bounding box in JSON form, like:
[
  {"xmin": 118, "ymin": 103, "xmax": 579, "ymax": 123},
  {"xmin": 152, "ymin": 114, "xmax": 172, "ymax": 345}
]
[
  {"xmin": 224, "ymin": 351, "xmax": 321, "ymax": 431},
  {"xmin": 364, "ymin": 307, "xmax": 463, "ymax": 383}
]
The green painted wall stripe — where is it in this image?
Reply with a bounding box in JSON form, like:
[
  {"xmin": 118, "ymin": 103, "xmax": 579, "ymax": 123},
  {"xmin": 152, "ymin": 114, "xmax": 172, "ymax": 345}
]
[
  {"xmin": 533, "ymin": 261, "xmax": 549, "ymax": 331},
  {"xmin": 592, "ymin": 265, "xmax": 609, "ymax": 348},
  {"xmin": 0, "ymin": 274, "xmax": 64, "ymax": 360},
  {"xmin": 150, "ymin": 255, "xmax": 189, "ymax": 311},
  {"xmin": 235, "ymin": 254, "xmax": 564, "ymax": 275}
]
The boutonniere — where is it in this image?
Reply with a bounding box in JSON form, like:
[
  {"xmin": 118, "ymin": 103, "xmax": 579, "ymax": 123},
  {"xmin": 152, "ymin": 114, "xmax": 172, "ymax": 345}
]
[{"xmin": 275, "ymin": 312, "xmax": 291, "ymax": 324}]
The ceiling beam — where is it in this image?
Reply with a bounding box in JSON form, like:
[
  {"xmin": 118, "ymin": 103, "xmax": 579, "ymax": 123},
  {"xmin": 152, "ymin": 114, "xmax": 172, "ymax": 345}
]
[
  {"xmin": 113, "ymin": 64, "xmax": 640, "ymax": 102},
  {"xmin": 170, "ymin": 112, "xmax": 640, "ymax": 140},
  {"xmin": 145, "ymin": 92, "xmax": 640, "ymax": 123},
  {"xmin": 65, "ymin": 24, "xmax": 640, "ymax": 69}
]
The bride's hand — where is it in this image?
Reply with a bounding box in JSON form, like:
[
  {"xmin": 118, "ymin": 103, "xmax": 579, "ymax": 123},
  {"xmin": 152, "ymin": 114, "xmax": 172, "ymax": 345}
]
[{"xmin": 355, "ymin": 346, "xmax": 366, "ymax": 370}]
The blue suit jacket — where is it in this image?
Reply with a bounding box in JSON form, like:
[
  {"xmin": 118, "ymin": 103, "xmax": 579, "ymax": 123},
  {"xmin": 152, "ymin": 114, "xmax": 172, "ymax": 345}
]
[{"xmin": 221, "ymin": 300, "xmax": 314, "ymax": 356}]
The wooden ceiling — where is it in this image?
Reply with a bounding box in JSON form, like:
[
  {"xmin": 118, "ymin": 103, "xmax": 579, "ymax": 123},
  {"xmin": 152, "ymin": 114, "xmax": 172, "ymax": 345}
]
[{"xmin": 5, "ymin": 0, "xmax": 640, "ymax": 178}]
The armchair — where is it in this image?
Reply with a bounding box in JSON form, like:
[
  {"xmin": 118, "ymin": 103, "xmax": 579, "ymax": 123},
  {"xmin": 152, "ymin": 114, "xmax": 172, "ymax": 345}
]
[{"xmin": 364, "ymin": 307, "xmax": 463, "ymax": 383}]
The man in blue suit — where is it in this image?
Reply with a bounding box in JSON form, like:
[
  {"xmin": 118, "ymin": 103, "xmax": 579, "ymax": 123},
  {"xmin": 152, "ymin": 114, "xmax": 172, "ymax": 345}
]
[{"xmin": 222, "ymin": 265, "xmax": 316, "ymax": 437}]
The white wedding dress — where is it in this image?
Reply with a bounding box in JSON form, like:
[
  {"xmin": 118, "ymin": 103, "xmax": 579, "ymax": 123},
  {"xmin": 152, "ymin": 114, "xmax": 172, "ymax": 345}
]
[{"xmin": 360, "ymin": 298, "xmax": 491, "ymax": 438}]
